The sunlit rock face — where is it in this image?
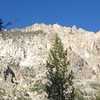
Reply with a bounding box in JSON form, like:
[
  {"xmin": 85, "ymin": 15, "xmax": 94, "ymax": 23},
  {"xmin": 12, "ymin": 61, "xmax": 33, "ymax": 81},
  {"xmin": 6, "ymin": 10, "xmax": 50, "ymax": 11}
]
[{"xmin": 0, "ymin": 24, "xmax": 100, "ymax": 99}]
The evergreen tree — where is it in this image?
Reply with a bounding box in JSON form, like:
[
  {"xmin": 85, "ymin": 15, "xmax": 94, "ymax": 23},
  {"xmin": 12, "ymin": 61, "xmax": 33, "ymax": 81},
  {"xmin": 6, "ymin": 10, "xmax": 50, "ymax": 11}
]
[
  {"xmin": 0, "ymin": 19, "xmax": 3, "ymax": 31},
  {"xmin": 46, "ymin": 34, "xmax": 75, "ymax": 100}
]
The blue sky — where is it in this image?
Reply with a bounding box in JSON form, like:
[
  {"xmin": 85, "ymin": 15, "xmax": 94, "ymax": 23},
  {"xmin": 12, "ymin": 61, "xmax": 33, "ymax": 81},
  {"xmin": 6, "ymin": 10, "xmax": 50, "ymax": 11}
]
[{"xmin": 0, "ymin": 0, "xmax": 100, "ymax": 32}]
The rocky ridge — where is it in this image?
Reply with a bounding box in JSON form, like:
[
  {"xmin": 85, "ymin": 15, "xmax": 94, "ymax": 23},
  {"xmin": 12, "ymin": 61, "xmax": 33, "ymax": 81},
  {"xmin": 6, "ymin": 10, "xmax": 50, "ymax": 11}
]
[{"xmin": 0, "ymin": 24, "xmax": 100, "ymax": 99}]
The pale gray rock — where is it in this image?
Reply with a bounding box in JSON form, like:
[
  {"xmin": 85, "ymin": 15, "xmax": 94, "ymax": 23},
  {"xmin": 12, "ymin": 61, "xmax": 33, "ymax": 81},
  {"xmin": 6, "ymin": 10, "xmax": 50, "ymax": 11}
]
[{"xmin": 0, "ymin": 24, "xmax": 100, "ymax": 99}]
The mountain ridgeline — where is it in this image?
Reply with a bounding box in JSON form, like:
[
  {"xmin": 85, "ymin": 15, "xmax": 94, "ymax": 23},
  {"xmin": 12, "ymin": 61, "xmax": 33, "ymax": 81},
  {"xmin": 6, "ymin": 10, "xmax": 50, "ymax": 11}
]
[{"xmin": 0, "ymin": 24, "xmax": 100, "ymax": 100}]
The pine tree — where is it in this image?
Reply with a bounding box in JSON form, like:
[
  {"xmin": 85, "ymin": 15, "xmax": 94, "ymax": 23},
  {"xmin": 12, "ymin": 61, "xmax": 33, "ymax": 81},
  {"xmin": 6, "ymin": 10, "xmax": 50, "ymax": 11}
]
[
  {"xmin": 0, "ymin": 19, "xmax": 3, "ymax": 31},
  {"xmin": 46, "ymin": 34, "xmax": 75, "ymax": 100}
]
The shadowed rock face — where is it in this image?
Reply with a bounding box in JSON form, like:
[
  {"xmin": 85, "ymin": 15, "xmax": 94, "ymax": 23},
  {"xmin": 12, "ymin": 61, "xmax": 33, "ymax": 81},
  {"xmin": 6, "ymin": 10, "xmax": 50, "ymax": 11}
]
[{"xmin": 0, "ymin": 24, "xmax": 100, "ymax": 99}]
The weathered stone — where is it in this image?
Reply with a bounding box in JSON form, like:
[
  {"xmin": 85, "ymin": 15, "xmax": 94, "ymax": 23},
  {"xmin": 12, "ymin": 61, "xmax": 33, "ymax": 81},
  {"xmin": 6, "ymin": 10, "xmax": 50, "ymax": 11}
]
[{"xmin": 0, "ymin": 24, "xmax": 100, "ymax": 99}]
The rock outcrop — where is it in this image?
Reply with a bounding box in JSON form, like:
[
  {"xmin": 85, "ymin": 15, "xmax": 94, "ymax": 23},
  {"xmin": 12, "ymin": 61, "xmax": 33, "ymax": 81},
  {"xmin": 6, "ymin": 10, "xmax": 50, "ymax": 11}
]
[{"xmin": 0, "ymin": 24, "xmax": 100, "ymax": 99}]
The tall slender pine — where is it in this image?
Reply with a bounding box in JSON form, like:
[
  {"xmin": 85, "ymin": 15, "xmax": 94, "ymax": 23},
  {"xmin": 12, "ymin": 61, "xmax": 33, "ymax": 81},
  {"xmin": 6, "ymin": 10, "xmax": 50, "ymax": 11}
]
[{"xmin": 46, "ymin": 34, "xmax": 75, "ymax": 100}]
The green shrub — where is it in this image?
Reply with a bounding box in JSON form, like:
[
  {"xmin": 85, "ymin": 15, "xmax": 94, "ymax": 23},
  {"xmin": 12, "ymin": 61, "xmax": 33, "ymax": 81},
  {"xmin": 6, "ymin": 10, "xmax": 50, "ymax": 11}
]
[
  {"xmin": 96, "ymin": 91, "xmax": 100, "ymax": 100},
  {"xmin": 74, "ymin": 89, "xmax": 84, "ymax": 100},
  {"xmin": 31, "ymin": 81, "xmax": 45, "ymax": 94}
]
